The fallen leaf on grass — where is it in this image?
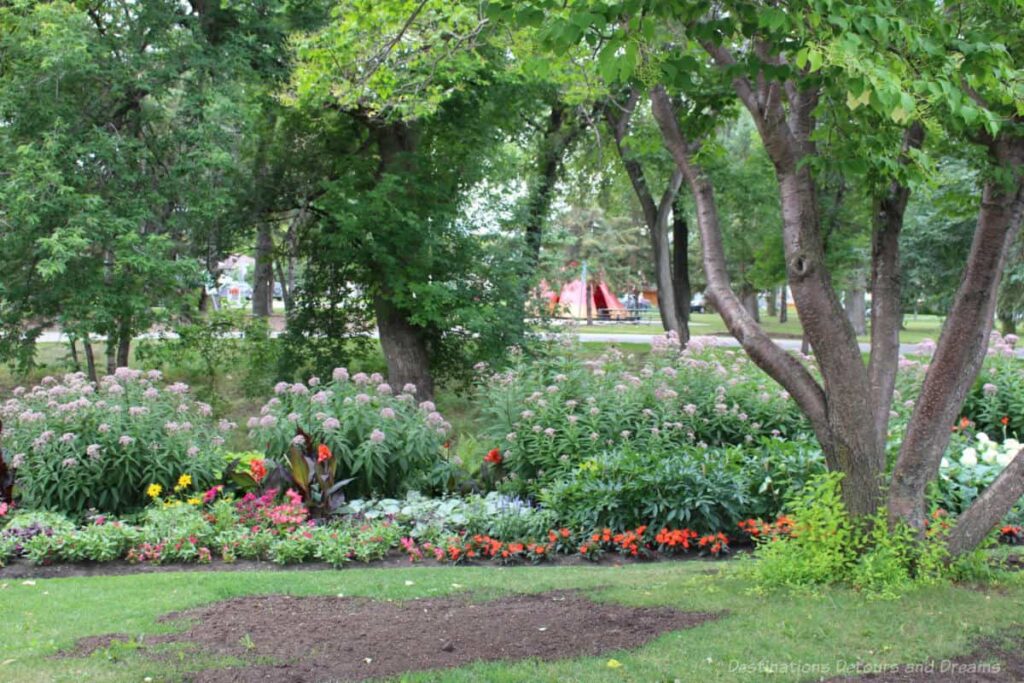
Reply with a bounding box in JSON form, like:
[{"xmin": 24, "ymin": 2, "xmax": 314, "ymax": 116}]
[{"xmin": 607, "ymin": 659, "xmax": 623, "ymax": 669}]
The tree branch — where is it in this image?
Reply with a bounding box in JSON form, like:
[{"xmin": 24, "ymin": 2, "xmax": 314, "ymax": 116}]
[
  {"xmin": 867, "ymin": 122, "xmax": 925, "ymax": 443},
  {"xmin": 946, "ymin": 448, "xmax": 1024, "ymax": 556},
  {"xmin": 650, "ymin": 85, "xmax": 831, "ymax": 440},
  {"xmin": 890, "ymin": 133, "xmax": 1024, "ymax": 530}
]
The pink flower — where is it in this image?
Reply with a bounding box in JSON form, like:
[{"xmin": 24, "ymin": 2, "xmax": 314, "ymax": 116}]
[
  {"xmin": 376, "ymin": 383, "xmax": 393, "ymax": 395},
  {"xmin": 332, "ymin": 367, "xmax": 350, "ymax": 382},
  {"xmin": 380, "ymin": 407, "xmax": 396, "ymax": 419},
  {"xmin": 369, "ymin": 429, "xmax": 386, "ymax": 444}
]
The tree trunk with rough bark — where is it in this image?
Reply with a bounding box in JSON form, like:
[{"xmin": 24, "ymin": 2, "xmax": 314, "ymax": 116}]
[
  {"xmin": 84, "ymin": 338, "xmax": 98, "ymax": 384},
  {"xmin": 766, "ymin": 288, "xmax": 777, "ymax": 317},
  {"xmin": 116, "ymin": 319, "xmax": 131, "ymax": 369},
  {"xmin": 671, "ymin": 198, "xmax": 692, "ymax": 342},
  {"xmin": 605, "ymin": 90, "xmax": 684, "ymax": 337},
  {"xmin": 252, "ymin": 223, "xmax": 274, "ymax": 317},
  {"xmin": 845, "ymin": 287, "xmax": 866, "ymax": 336},
  {"xmin": 524, "ymin": 102, "xmax": 583, "ymax": 273},
  {"xmin": 889, "ymin": 135, "xmax": 1024, "ymax": 536},
  {"xmin": 373, "ymin": 294, "xmax": 434, "ymax": 399},
  {"xmin": 689, "ymin": 42, "xmax": 1024, "ymax": 550},
  {"xmin": 740, "ymin": 288, "xmax": 760, "ymax": 322},
  {"xmin": 371, "ymin": 122, "xmax": 438, "ymax": 397},
  {"xmin": 780, "ymin": 286, "xmax": 788, "ymax": 322},
  {"xmin": 653, "ymin": 79, "xmax": 886, "ymax": 518}
]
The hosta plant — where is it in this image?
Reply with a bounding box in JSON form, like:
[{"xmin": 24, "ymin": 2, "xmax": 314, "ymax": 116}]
[{"xmin": 0, "ymin": 369, "xmax": 233, "ymax": 516}]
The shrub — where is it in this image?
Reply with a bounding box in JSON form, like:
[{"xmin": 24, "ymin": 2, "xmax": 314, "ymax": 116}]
[
  {"xmin": 745, "ymin": 473, "xmax": 859, "ymax": 589},
  {"xmin": 246, "ymin": 369, "xmax": 448, "ymax": 498},
  {"xmin": 747, "ymin": 474, "xmax": 994, "ymax": 597},
  {"xmin": 0, "ymin": 370, "xmax": 233, "ymax": 516},
  {"xmin": 474, "ymin": 336, "xmax": 807, "ymax": 493},
  {"xmin": 539, "ymin": 439, "xmax": 822, "ymax": 534}
]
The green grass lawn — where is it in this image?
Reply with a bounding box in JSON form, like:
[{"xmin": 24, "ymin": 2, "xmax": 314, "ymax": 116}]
[
  {"xmin": 569, "ymin": 313, "xmax": 947, "ymax": 345},
  {"xmin": 2, "ymin": 562, "xmax": 1021, "ymax": 682}
]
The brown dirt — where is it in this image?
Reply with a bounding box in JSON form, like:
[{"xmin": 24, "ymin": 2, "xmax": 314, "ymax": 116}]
[
  {"xmin": 826, "ymin": 634, "xmax": 1024, "ymax": 682},
  {"xmin": 67, "ymin": 590, "xmax": 719, "ymax": 682}
]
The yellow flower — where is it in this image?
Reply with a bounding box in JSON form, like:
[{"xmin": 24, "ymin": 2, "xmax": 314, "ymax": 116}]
[
  {"xmin": 606, "ymin": 659, "xmax": 623, "ymax": 669},
  {"xmin": 147, "ymin": 483, "xmax": 162, "ymax": 499},
  {"xmin": 174, "ymin": 474, "xmax": 192, "ymax": 491},
  {"xmin": 187, "ymin": 497, "xmax": 201, "ymax": 506}
]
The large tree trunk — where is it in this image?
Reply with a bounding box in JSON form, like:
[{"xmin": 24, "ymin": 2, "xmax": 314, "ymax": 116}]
[
  {"xmin": 655, "ymin": 70, "xmax": 885, "ymax": 517},
  {"xmin": 671, "ymin": 197, "xmax": 692, "ymax": 342},
  {"xmin": 867, "ymin": 123, "xmax": 923, "ymax": 444},
  {"xmin": 605, "ymin": 89, "xmax": 684, "ymax": 336},
  {"xmin": 998, "ymin": 311, "xmax": 1017, "ymax": 335},
  {"xmin": 371, "ymin": 122, "xmax": 436, "ymax": 398},
  {"xmin": 116, "ymin": 329, "xmax": 131, "ymax": 369},
  {"xmin": 252, "ymin": 223, "xmax": 274, "ymax": 317},
  {"xmin": 766, "ymin": 288, "xmax": 777, "ymax": 317},
  {"xmin": 845, "ymin": 287, "xmax": 866, "ymax": 336},
  {"xmin": 889, "ymin": 135, "xmax": 1024, "ymax": 536},
  {"xmin": 83, "ymin": 338, "xmax": 98, "ymax": 384},
  {"xmin": 373, "ymin": 294, "xmax": 434, "ymax": 399},
  {"xmin": 740, "ymin": 288, "xmax": 760, "ymax": 322},
  {"xmin": 524, "ymin": 101, "xmax": 582, "ymax": 272}
]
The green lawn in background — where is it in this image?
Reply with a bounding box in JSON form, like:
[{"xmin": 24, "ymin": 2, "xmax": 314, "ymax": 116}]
[
  {"xmin": 567, "ymin": 313, "xmax": 946, "ymax": 345},
  {"xmin": 1, "ymin": 562, "xmax": 1021, "ymax": 682}
]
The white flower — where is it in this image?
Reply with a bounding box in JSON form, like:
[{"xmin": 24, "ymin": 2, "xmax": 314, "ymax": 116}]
[
  {"xmin": 940, "ymin": 457, "xmax": 950, "ymax": 469},
  {"xmin": 960, "ymin": 448, "xmax": 978, "ymax": 467},
  {"xmin": 996, "ymin": 449, "xmax": 1015, "ymax": 467},
  {"xmin": 976, "ymin": 432, "xmax": 991, "ymax": 445}
]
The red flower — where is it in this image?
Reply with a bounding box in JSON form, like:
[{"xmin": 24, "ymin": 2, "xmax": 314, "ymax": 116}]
[
  {"xmin": 1001, "ymin": 416, "xmax": 1010, "ymax": 426},
  {"xmin": 249, "ymin": 459, "xmax": 267, "ymax": 483},
  {"xmin": 484, "ymin": 448, "xmax": 503, "ymax": 465},
  {"xmin": 317, "ymin": 444, "xmax": 332, "ymax": 463}
]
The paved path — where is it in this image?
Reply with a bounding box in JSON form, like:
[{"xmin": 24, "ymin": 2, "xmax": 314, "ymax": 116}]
[{"xmin": 29, "ymin": 328, "xmax": 1013, "ymax": 358}]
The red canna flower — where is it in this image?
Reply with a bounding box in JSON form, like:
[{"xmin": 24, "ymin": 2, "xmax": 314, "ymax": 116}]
[
  {"xmin": 1001, "ymin": 416, "xmax": 1010, "ymax": 426},
  {"xmin": 249, "ymin": 459, "xmax": 267, "ymax": 483},
  {"xmin": 484, "ymin": 448, "xmax": 503, "ymax": 465},
  {"xmin": 317, "ymin": 444, "xmax": 332, "ymax": 463}
]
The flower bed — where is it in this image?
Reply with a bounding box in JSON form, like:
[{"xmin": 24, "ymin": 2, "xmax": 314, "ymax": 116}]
[{"xmin": 0, "ymin": 370, "xmax": 233, "ymax": 515}]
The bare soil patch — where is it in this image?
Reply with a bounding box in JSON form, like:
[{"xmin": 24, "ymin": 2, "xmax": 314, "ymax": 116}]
[{"xmin": 68, "ymin": 590, "xmax": 719, "ymax": 682}]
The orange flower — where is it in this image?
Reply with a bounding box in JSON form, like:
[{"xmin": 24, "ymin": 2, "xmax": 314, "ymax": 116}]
[
  {"xmin": 484, "ymin": 448, "xmax": 503, "ymax": 465},
  {"xmin": 317, "ymin": 444, "xmax": 332, "ymax": 463},
  {"xmin": 960, "ymin": 416, "xmax": 971, "ymax": 429},
  {"xmin": 249, "ymin": 459, "xmax": 267, "ymax": 483},
  {"xmin": 560, "ymin": 528, "xmax": 571, "ymax": 538},
  {"xmin": 548, "ymin": 530, "xmax": 558, "ymax": 543},
  {"xmin": 1001, "ymin": 416, "xmax": 1010, "ymax": 426}
]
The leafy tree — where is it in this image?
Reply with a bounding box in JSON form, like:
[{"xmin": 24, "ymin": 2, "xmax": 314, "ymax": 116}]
[
  {"xmin": 495, "ymin": 0, "xmax": 1024, "ymax": 554},
  {"xmin": 0, "ymin": 0, "xmax": 257, "ymax": 377}
]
